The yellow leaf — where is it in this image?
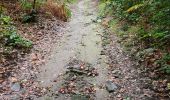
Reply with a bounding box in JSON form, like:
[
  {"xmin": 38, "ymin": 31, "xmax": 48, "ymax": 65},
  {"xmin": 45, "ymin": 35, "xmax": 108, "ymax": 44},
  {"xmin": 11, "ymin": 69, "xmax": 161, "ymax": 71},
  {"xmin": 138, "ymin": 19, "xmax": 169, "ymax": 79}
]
[{"xmin": 126, "ymin": 4, "xmax": 144, "ymax": 13}]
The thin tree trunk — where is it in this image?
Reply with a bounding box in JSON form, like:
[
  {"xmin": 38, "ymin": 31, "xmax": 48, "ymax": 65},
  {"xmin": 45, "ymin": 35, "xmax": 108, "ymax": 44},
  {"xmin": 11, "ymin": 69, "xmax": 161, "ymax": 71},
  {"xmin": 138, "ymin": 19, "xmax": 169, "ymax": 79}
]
[
  {"xmin": 33, "ymin": 0, "xmax": 36, "ymax": 9},
  {"xmin": 0, "ymin": 0, "xmax": 4, "ymax": 13}
]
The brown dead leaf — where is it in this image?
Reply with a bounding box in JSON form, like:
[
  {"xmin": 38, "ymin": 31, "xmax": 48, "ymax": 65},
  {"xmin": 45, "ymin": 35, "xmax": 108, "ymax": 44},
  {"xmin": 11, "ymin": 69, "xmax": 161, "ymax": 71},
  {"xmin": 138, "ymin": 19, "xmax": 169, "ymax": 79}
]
[
  {"xmin": 0, "ymin": 79, "xmax": 4, "ymax": 83},
  {"xmin": 102, "ymin": 18, "xmax": 110, "ymax": 28},
  {"xmin": 30, "ymin": 53, "xmax": 38, "ymax": 61},
  {"xmin": 0, "ymin": 67, "xmax": 5, "ymax": 74},
  {"xmin": 10, "ymin": 77, "xmax": 18, "ymax": 83}
]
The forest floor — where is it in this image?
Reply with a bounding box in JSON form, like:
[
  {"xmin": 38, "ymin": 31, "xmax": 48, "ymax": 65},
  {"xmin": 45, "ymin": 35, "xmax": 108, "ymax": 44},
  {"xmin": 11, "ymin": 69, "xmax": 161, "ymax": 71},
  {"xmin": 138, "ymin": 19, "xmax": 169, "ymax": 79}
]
[{"xmin": 0, "ymin": 0, "xmax": 164, "ymax": 100}]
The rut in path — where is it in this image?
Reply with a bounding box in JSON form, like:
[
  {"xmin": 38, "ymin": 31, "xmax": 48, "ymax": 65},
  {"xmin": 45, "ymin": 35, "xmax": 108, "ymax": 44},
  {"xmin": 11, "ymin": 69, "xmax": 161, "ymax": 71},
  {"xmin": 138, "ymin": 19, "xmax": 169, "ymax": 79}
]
[{"xmin": 37, "ymin": 0, "xmax": 152, "ymax": 100}]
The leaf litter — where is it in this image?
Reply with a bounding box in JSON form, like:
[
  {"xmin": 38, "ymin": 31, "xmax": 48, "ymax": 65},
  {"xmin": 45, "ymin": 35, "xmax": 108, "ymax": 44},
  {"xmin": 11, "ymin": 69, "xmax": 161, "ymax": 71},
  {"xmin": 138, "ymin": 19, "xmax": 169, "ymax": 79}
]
[
  {"xmin": 57, "ymin": 59, "xmax": 98, "ymax": 99},
  {"xmin": 0, "ymin": 13, "xmax": 66, "ymax": 99}
]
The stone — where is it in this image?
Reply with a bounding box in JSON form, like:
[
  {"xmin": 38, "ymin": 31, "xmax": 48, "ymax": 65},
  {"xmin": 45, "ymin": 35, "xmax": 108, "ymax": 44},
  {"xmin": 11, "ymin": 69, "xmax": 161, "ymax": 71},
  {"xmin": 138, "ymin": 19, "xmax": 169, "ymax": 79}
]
[
  {"xmin": 67, "ymin": 67, "xmax": 88, "ymax": 75},
  {"xmin": 122, "ymin": 35, "xmax": 129, "ymax": 39},
  {"xmin": 106, "ymin": 81, "xmax": 118, "ymax": 92},
  {"xmin": 10, "ymin": 94, "xmax": 20, "ymax": 100},
  {"xmin": 144, "ymin": 48, "xmax": 154, "ymax": 54},
  {"xmin": 71, "ymin": 94, "xmax": 89, "ymax": 100},
  {"xmin": 112, "ymin": 70, "xmax": 120, "ymax": 74},
  {"xmin": 97, "ymin": 19, "xmax": 102, "ymax": 23},
  {"xmin": 136, "ymin": 48, "xmax": 155, "ymax": 60},
  {"xmin": 69, "ymin": 68, "xmax": 87, "ymax": 75},
  {"xmin": 11, "ymin": 83, "xmax": 21, "ymax": 92}
]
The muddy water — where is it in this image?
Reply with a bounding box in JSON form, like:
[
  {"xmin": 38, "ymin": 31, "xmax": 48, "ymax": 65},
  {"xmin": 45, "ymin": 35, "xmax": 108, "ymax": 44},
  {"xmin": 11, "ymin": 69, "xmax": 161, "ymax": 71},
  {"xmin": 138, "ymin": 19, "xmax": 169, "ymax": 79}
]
[{"xmin": 38, "ymin": 0, "xmax": 110, "ymax": 99}]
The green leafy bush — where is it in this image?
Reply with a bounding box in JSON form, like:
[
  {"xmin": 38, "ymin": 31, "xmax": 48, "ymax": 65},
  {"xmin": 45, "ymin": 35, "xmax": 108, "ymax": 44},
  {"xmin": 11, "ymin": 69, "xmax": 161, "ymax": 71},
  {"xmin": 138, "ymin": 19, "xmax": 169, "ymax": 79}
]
[
  {"xmin": 19, "ymin": 0, "xmax": 33, "ymax": 10},
  {"xmin": 19, "ymin": 0, "xmax": 42, "ymax": 10},
  {"xmin": 158, "ymin": 54, "xmax": 170, "ymax": 74},
  {"xmin": 99, "ymin": 0, "xmax": 170, "ymax": 47},
  {"xmin": 8, "ymin": 32, "xmax": 32, "ymax": 48},
  {"xmin": 0, "ymin": 14, "xmax": 32, "ymax": 49},
  {"xmin": 99, "ymin": 0, "xmax": 170, "ymax": 74}
]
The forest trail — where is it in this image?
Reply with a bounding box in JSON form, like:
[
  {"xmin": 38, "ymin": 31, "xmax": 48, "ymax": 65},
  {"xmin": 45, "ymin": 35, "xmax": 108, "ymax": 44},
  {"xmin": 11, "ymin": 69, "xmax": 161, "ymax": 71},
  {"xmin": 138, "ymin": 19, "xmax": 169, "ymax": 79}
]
[
  {"xmin": 37, "ymin": 0, "xmax": 110, "ymax": 99},
  {"xmin": 38, "ymin": 0, "xmax": 101, "ymax": 85},
  {"xmin": 0, "ymin": 0, "xmax": 168, "ymax": 99},
  {"xmin": 37, "ymin": 0, "xmax": 152, "ymax": 100}
]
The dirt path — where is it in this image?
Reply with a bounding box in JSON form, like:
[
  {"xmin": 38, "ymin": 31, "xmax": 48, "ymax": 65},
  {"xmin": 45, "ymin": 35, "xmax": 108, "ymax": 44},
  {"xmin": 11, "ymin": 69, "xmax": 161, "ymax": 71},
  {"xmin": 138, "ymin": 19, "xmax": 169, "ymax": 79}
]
[
  {"xmin": 37, "ymin": 0, "xmax": 110, "ymax": 99},
  {"xmin": 35, "ymin": 0, "xmax": 154, "ymax": 100},
  {"xmin": 0, "ymin": 0, "xmax": 159, "ymax": 100}
]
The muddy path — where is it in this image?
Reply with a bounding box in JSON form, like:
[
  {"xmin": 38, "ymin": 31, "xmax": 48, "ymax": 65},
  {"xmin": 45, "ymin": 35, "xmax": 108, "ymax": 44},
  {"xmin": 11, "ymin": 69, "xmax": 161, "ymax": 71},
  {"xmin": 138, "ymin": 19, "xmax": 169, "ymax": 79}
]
[
  {"xmin": 36, "ymin": 0, "xmax": 154, "ymax": 100},
  {"xmin": 38, "ymin": 0, "xmax": 102, "ymax": 85},
  {"xmin": 37, "ymin": 0, "xmax": 110, "ymax": 99}
]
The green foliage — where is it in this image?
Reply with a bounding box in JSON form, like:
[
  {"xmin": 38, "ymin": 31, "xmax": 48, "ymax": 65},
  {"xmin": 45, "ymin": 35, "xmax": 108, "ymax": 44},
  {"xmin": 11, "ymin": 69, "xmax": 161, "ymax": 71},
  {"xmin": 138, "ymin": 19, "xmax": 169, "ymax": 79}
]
[
  {"xmin": 158, "ymin": 54, "xmax": 170, "ymax": 74},
  {"xmin": 99, "ymin": 0, "xmax": 170, "ymax": 48},
  {"xmin": 19, "ymin": 0, "xmax": 33, "ymax": 10},
  {"xmin": 65, "ymin": 0, "xmax": 77, "ymax": 4},
  {"xmin": 19, "ymin": 0, "xmax": 43, "ymax": 11},
  {"xmin": 8, "ymin": 32, "xmax": 32, "ymax": 48},
  {"xmin": 22, "ymin": 14, "xmax": 32, "ymax": 22},
  {"xmin": 1, "ymin": 15, "xmax": 11, "ymax": 24},
  {"xmin": 126, "ymin": 4, "xmax": 144, "ymax": 13},
  {"xmin": 99, "ymin": 0, "xmax": 170, "ymax": 75},
  {"xmin": 21, "ymin": 10, "xmax": 37, "ymax": 23},
  {"xmin": 0, "ymin": 14, "xmax": 32, "ymax": 49},
  {"xmin": 65, "ymin": 5, "xmax": 72, "ymax": 18}
]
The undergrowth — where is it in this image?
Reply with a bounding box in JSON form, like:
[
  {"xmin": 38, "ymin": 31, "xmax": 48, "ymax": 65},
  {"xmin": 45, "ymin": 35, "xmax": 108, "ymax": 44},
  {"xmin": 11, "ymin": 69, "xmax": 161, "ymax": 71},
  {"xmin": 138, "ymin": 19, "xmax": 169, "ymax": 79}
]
[
  {"xmin": 0, "ymin": 14, "xmax": 32, "ymax": 49},
  {"xmin": 1, "ymin": 0, "xmax": 72, "ymax": 22},
  {"xmin": 98, "ymin": 1, "xmax": 170, "ymax": 98},
  {"xmin": 43, "ymin": 0, "xmax": 72, "ymax": 21},
  {"xmin": 98, "ymin": 0, "xmax": 170, "ymax": 74}
]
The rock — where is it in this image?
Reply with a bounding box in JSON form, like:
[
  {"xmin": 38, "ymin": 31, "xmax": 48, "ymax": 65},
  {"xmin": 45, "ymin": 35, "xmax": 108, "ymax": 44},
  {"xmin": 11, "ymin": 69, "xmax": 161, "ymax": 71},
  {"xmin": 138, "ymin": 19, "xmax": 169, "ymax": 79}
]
[
  {"xmin": 136, "ymin": 48, "xmax": 155, "ymax": 60},
  {"xmin": 112, "ymin": 70, "xmax": 120, "ymax": 74},
  {"xmin": 20, "ymin": 88, "xmax": 27, "ymax": 94},
  {"xmin": 71, "ymin": 94, "xmax": 89, "ymax": 100},
  {"xmin": 135, "ymin": 51, "xmax": 143, "ymax": 60},
  {"xmin": 11, "ymin": 83, "xmax": 21, "ymax": 92},
  {"xmin": 111, "ymin": 70, "xmax": 121, "ymax": 78},
  {"xmin": 106, "ymin": 81, "xmax": 118, "ymax": 93},
  {"xmin": 68, "ymin": 68, "xmax": 87, "ymax": 75},
  {"xmin": 10, "ymin": 94, "xmax": 21, "ymax": 100},
  {"xmin": 97, "ymin": 19, "xmax": 102, "ymax": 23},
  {"xmin": 122, "ymin": 35, "xmax": 129, "ymax": 40},
  {"xmin": 72, "ymin": 65, "xmax": 80, "ymax": 69},
  {"xmin": 144, "ymin": 48, "xmax": 154, "ymax": 54}
]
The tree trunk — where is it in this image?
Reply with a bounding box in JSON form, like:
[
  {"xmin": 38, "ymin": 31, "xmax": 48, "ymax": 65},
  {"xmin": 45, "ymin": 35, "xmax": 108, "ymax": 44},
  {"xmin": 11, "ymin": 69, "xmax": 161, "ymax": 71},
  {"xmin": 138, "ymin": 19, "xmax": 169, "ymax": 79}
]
[{"xmin": 33, "ymin": 0, "xmax": 36, "ymax": 9}]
